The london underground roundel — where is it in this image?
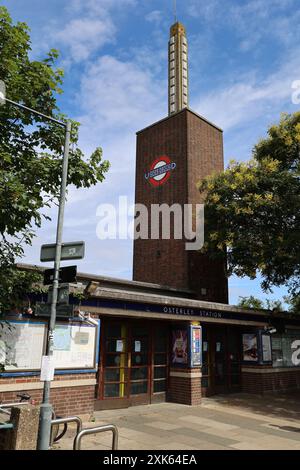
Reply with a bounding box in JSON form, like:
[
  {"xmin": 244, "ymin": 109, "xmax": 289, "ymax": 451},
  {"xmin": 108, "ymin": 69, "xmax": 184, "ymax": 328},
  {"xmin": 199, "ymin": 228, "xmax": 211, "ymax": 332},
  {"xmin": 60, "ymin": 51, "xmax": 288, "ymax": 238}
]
[{"xmin": 144, "ymin": 156, "xmax": 176, "ymax": 187}]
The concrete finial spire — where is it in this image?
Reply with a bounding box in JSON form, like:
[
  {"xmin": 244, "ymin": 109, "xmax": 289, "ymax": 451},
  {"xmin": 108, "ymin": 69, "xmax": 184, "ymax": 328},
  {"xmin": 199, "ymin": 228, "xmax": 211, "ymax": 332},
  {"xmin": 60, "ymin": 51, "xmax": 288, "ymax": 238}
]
[{"xmin": 168, "ymin": 17, "xmax": 189, "ymax": 115}]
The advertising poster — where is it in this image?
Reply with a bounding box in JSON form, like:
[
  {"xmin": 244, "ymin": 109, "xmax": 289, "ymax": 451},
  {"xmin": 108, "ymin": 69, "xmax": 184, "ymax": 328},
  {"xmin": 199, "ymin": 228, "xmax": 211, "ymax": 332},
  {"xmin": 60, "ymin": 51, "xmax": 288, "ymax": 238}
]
[
  {"xmin": 172, "ymin": 329, "xmax": 188, "ymax": 365},
  {"xmin": 243, "ymin": 334, "xmax": 258, "ymax": 362},
  {"xmin": 190, "ymin": 326, "xmax": 202, "ymax": 367}
]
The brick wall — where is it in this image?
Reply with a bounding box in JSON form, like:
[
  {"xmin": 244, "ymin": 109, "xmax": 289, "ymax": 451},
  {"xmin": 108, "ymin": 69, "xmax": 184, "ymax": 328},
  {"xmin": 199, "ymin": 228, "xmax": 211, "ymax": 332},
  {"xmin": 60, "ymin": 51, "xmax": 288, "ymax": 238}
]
[
  {"xmin": 242, "ymin": 367, "xmax": 300, "ymax": 394},
  {"xmin": 133, "ymin": 108, "xmax": 228, "ymax": 303},
  {"xmin": 167, "ymin": 368, "xmax": 201, "ymax": 405},
  {"xmin": 0, "ymin": 373, "xmax": 96, "ymax": 417}
]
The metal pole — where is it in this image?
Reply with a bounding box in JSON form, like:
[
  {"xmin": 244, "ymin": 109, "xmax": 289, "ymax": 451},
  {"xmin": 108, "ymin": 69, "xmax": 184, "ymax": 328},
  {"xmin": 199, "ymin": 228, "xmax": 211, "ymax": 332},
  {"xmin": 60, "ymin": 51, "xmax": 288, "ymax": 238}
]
[
  {"xmin": 73, "ymin": 424, "xmax": 119, "ymax": 451},
  {"xmin": 37, "ymin": 120, "xmax": 71, "ymax": 450},
  {"xmin": 3, "ymin": 96, "xmax": 66, "ymax": 127}
]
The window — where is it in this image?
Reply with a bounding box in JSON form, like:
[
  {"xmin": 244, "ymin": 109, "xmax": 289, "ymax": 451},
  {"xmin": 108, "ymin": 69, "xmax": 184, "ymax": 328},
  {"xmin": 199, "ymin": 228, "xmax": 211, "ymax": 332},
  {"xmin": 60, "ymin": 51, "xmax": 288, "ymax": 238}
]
[
  {"xmin": 153, "ymin": 329, "xmax": 168, "ymax": 393},
  {"xmin": 272, "ymin": 331, "xmax": 300, "ymax": 367}
]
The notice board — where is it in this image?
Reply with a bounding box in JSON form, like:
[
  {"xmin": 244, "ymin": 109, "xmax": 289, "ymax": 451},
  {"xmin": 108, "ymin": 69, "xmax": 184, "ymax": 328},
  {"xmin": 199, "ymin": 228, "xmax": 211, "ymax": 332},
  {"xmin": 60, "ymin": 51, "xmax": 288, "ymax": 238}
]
[
  {"xmin": 0, "ymin": 320, "xmax": 47, "ymax": 372},
  {"xmin": 0, "ymin": 318, "xmax": 99, "ymax": 374},
  {"xmin": 53, "ymin": 322, "xmax": 98, "ymax": 370}
]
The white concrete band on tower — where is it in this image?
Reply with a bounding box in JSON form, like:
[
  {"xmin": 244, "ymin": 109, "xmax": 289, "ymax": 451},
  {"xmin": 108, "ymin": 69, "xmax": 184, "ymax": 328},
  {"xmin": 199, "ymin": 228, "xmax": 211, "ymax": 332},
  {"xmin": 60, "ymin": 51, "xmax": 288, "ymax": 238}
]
[{"xmin": 168, "ymin": 22, "xmax": 189, "ymax": 115}]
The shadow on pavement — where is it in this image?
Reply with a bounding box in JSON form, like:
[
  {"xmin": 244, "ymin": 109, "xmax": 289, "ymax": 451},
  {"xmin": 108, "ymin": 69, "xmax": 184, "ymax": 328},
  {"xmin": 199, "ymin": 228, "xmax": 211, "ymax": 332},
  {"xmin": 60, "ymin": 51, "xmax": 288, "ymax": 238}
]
[{"xmin": 204, "ymin": 390, "xmax": 300, "ymax": 421}]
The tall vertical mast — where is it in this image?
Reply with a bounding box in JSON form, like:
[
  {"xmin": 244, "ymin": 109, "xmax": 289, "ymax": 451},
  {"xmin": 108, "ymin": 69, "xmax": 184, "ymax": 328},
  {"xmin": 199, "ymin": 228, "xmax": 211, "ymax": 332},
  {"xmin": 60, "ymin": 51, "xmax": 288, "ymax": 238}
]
[{"xmin": 168, "ymin": 21, "xmax": 189, "ymax": 115}]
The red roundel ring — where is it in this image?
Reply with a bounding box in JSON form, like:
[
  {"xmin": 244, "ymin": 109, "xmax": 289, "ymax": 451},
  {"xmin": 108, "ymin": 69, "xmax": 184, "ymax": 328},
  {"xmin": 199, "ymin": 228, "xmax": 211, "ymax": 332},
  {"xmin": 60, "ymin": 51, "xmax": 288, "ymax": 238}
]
[{"xmin": 145, "ymin": 156, "xmax": 176, "ymax": 187}]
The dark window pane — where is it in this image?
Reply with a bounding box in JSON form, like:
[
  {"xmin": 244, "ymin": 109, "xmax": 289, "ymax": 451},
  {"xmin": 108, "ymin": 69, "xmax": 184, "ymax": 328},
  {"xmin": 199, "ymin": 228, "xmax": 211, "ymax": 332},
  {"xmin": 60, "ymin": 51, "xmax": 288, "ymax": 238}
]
[
  {"xmin": 231, "ymin": 374, "xmax": 240, "ymax": 386},
  {"xmin": 106, "ymin": 325, "xmax": 123, "ymax": 337},
  {"xmin": 131, "ymin": 326, "xmax": 148, "ymax": 337},
  {"xmin": 131, "ymin": 367, "xmax": 148, "ymax": 381},
  {"xmin": 154, "ymin": 333, "xmax": 167, "ymax": 352},
  {"xmin": 230, "ymin": 363, "xmax": 240, "ymax": 375},
  {"xmin": 105, "ymin": 354, "xmax": 127, "ymax": 367},
  {"xmin": 104, "ymin": 383, "xmax": 127, "ymax": 398},
  {"xmin": 130, "ymin": 381, "xmax": 148, "ymax": 395},
  {"xmin": 154, "ymin": 380, "xmax": 166, "ymax": 393},
  {"xmin": 104, "ymin": 368, "xmax": 128, "ymax": 382},
  {"xmin": 154, "ymin": 353, "xmax": 166, "ymax": 365},
  {"xmin": 202, "ymin": 377, "xmax": 209, "ymax": 388},
  {"xmin": 154, "ymin": 367, "xmax": 166, "ymax": 379},
  {"xmin": 132, "ymin": 353, "xmax": 148, "ymax": 366},
  {"xmin": 215, "ymin": 362, "xmax": 226, "ymax": 385},
  {"xmin": 202, "ymin": 364, "xmax": 209, "ymax": 375}
]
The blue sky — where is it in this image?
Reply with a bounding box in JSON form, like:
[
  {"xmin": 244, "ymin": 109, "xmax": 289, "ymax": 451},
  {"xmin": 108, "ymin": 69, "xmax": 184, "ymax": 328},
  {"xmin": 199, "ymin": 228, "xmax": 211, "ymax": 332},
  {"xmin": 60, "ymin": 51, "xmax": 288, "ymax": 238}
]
[{"xmin": 3, "ymin": 0, "xmax": 300, "ymax": 306}]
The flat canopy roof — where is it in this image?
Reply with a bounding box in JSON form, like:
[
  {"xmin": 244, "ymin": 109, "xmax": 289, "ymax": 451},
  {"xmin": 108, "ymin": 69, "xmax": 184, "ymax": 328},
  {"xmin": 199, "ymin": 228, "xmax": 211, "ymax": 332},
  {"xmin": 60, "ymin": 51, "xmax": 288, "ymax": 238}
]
[{"xmin": 18, "ymin": 263, "xmax": 300, "ymax": 327}]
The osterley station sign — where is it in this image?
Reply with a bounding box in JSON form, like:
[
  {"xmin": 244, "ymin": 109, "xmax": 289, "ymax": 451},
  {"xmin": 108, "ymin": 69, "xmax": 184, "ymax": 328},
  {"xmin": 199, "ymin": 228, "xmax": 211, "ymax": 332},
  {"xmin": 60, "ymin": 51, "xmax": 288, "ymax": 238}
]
[{"xmin": 80, "ymin": 297, "xmax": 296, "ymax": 325}]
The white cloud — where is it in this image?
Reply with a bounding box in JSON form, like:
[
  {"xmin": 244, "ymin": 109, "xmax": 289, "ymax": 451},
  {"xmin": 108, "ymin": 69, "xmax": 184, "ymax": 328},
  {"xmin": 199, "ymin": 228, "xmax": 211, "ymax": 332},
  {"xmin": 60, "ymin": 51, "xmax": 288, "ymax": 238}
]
[
  {"xmin": 145, "ymin": 10, "xmax": 163, "ymax": 24},
  {"xmin": 192, "ymin": 50, "xmax": 300, "ymax": 131},
  {"xmin": 55, "ymin": 18, "xmax": 116, "ymax": 62},
  {"xmin": 53, "ymin": 0, "xmax": 137, "ymax": 62},
  {"xmin": 77, "ymin": 55, "xmax": 166, "ymax": 132},
  {"xmin": 187, "ymin": 0, "xmax": 300, "ymax": 51}
]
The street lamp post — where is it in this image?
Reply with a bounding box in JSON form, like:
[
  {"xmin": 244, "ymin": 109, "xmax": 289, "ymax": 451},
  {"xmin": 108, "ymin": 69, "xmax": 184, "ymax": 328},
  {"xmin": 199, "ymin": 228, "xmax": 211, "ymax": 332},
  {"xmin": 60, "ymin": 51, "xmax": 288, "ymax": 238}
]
[{"xmin": 0, "ymin": 80, "xmax": 71, "ymax": 450}]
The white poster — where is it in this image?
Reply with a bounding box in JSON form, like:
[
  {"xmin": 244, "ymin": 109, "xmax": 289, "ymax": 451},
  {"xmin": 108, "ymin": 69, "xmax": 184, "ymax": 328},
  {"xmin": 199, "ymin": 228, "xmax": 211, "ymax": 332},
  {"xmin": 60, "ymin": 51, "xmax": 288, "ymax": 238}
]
[
  {"xmin": 40, "ymin": 356, "xmax": 55, "ymax": 381},
  {"xmin": 262, "ymin": 334, "xmax": 272, "ymax": 362}
]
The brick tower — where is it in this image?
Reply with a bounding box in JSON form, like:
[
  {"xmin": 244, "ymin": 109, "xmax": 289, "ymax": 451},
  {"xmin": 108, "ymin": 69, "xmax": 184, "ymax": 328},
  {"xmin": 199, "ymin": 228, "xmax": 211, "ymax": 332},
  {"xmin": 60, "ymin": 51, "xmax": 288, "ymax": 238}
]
[{"xmin": 133, "ymin": 22, "xmax": 228, "ymax": 304}]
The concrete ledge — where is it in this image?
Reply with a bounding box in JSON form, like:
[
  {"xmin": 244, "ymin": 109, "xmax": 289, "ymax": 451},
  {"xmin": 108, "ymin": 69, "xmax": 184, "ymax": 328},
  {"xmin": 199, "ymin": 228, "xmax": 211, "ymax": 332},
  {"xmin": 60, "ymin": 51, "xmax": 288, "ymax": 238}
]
[
  {"xmin": 170, "ymin": 371, "xmax": 202, "ymax": 378},
  {"xmin": 242, "ymin": 367, "xmax": 300, "ymax": 374},
  {"xmin": 0, "ymin": 379, "xmax": 97, "ymax": 393}
]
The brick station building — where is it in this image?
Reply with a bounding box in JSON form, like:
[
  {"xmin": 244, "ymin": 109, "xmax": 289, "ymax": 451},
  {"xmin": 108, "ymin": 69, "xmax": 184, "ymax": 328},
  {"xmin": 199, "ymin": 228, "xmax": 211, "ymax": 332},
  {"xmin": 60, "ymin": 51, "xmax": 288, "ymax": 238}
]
[
  {"xmin": 1, "ymin": 21, "xmax": 300, "ymax": 416},
  {"xmin": 1, "ymin": 266, "xmax": 300, "ymax": 416}
]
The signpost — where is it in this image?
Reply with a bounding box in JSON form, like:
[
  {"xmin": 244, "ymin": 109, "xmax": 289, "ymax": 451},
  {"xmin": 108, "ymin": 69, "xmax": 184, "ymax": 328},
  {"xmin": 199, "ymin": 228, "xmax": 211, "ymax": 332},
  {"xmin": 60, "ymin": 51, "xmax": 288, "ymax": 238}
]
[
  {"xmin": 40, "ymin": 241, "xmax": 85, "ymax": 262},
  {"xmin": 43, "ymin": 266, "xmax": 77, "ymax": 285},
  {"xmin": 0, "ymin": 80, "xmax": 87, "ymax": 450}
]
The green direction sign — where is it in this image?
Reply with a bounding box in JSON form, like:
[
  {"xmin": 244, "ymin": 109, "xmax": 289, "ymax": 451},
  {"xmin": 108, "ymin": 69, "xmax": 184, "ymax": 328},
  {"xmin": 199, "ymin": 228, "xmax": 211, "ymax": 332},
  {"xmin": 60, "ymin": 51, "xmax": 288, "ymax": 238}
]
[
  {"xmin": 35, "ymin": 303, "xmax": 74, "ymax": 318},
  {"xmin": 0, "ymin": 80, "xmax": 6, "ymax": 105},
  {"xmin": 40, "ymin": 241, "xmax": 85, "ymax": 262}
]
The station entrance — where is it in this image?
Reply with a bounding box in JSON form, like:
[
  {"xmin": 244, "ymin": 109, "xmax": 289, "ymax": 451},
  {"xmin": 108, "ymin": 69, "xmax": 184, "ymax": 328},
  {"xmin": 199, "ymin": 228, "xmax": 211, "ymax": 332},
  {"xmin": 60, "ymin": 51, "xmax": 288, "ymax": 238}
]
[
  {"xmin": 201, "ymin": 325, "xmax": 243, "ymax": 396},
  {"xmin": 96, "ymin": 319, "xmax": 169, "ymax": 409}
]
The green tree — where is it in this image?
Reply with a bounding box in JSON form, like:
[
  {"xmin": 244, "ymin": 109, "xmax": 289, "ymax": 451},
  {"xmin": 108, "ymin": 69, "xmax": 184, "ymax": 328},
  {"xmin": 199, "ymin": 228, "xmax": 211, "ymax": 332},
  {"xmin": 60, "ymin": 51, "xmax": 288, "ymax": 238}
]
[
  {"xmin": 199, "ymin": 112, "xmax": 300, "ymax": 303},
  {"xmin": 237, "ymin": 296, "xmax": 283, "ymax": 312},
  {"xmin": 237, "ymin": 296, "xmax": 265, "ymax": 310},
  {"xmin": 0, "ymin": 6, "xmax": 109, "ymax": 314}
]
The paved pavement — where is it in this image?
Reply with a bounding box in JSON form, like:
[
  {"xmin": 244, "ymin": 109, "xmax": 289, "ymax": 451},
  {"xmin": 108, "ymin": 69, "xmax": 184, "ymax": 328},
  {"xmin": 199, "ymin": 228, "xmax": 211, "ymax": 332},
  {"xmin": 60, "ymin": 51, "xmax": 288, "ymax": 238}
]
[{"xmin": 53, "ymin": 392, "xmax": 300, "ymax": 450}]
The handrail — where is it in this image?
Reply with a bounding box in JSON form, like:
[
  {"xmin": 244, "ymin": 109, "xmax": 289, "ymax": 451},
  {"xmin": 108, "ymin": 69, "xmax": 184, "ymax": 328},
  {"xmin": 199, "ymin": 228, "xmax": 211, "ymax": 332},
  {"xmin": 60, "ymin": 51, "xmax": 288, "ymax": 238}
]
[
  {"xmin": 0, "ymin": 422, "xmax": 13, "ymax": 430},
  {"xmin": 73, "ymin": 424, "xmax": 118, "ymax": 451},
  {"xmin": 50, "ymin": 416, "xmax": 82, "ymax": 446},
  {"xmin": 0, "ymin": 402, "xmax": 32, "ymax": 417},
  {"xmin": 0, "ymin": 402, "xmax": 32, "ymax": 409}
]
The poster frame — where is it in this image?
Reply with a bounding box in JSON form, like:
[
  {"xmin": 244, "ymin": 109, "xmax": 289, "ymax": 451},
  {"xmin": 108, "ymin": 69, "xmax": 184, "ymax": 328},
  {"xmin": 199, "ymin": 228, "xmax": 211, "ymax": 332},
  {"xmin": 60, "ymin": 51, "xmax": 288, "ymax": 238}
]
[
  {"xmin": 189, "ymin": 325, "xmax": 202, "ymax": 368},
  {"xmin": 0, "ymin": 316, "xmax": 100, "ymax": 377}
]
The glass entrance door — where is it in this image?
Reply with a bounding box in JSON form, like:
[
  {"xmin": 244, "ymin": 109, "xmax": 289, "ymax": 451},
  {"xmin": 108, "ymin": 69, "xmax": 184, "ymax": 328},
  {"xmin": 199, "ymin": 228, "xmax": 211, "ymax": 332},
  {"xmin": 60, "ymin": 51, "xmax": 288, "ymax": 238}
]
[
  {"xmin": 130, "ymin": 325, "xmax": 149, "ymax": 396},
  {"xmin": 98, "ymin": 320, "xmax": 168, "ymax": 408},
  {"xmin": 201, "ymin": 326, "xmax": 242, "ymax": 395}
]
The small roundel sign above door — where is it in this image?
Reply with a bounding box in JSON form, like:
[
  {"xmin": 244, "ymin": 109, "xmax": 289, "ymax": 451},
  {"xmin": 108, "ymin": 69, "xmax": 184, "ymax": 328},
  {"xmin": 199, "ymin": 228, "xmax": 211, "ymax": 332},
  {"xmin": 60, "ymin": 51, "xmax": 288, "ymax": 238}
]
[{"xmin": 144, "ymin": 156, "xmax": 176, "ymax": 187}]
